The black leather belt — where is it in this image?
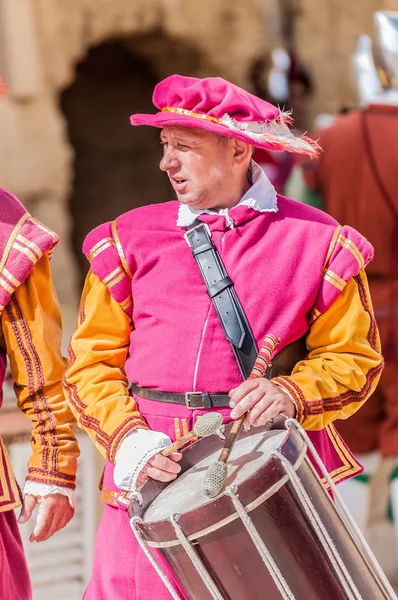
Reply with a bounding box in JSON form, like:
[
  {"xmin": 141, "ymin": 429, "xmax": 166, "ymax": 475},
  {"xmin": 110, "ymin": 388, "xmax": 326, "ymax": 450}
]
[{"xmin": 130, "ymin": 383, "xmax": 230, "ymax": 409}]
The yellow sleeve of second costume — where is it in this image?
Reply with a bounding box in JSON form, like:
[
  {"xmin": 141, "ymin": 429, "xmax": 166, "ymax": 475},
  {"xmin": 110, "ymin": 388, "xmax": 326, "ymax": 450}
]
[
  {"xmin": 63, "ymin": 269, "xmax": 148, "ymax": 464},
  {"xmin": 1, "ymin": 255, "xmax": 79, "ymax": 489},
  {"xmin": 272, "ymin": 269, "xmax": 383, "ymax": 430}
]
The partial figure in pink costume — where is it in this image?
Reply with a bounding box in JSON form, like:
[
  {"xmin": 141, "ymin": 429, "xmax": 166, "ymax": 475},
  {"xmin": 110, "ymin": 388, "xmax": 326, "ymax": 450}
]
[
  {"xmin": 63, "ymin": 74, "xmax": 383, "ymax": 599},
  {"xmin": 0, "ymin": 79, "xmax": 79, "ymax": 600}
]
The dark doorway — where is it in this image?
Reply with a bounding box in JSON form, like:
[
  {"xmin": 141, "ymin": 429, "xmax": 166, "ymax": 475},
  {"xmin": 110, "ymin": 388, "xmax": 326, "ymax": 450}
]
[{"xmin": 61, "ymin": 41, "xmax": 170, "ymax": 285}]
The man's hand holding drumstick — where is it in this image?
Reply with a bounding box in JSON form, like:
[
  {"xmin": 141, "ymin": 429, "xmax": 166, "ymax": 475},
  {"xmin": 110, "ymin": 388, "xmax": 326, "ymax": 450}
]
[
  {"xmin": 229, "ymin": 378, "xmax": 296, "ymax": 427},
  {"xmin": 134, "ymin": 382, "xmax": 296, "ymax": 491},
  {"xmin": 136, "ymin": 452, "xmax": 183, "ymax": 489},
  {"xmin": 134, "ymin": 412, "xmax": 224, "ymax": 489},
  {"xmin": 204, "ymin": 336, "xmax": 297, "ymax": 498}
]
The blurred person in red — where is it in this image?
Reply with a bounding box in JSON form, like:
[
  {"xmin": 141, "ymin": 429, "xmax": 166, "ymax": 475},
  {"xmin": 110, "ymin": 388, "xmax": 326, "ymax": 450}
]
[
  {"xmin": 304, "ymin": 11, "xmax": 398, "ymax": 534},
  {"xmin": 252, "ymin": 49, "xmax": 313, "ymax": 194}
]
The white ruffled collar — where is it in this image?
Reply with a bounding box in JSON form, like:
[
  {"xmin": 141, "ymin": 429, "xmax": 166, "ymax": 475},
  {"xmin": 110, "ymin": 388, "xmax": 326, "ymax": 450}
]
[{"xmin": 176, "ymin": 160, "xmax": 278, "ymax": 228}]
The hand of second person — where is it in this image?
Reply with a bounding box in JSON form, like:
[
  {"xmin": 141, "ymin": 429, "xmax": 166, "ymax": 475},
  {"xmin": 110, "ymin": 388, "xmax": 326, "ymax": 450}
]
[
  {"xmin": 229, "ymin": 378, "xmax": 296, "ymax": 427},
  {"xmin": 18, "ymin": 493, "xmax": 74, "ymax": 543},
  {"xmin": 136, "ymin": 451, "xmax": 182, "ymax": 488}
]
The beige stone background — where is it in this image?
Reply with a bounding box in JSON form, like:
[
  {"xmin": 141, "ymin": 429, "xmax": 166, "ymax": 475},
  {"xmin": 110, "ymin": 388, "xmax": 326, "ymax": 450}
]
[{"xmin": 1, "ymin": 0, "xmax": 398, "ymax": 597}]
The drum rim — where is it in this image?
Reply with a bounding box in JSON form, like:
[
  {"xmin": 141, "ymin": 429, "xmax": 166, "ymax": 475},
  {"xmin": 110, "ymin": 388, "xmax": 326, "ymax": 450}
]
[
  {"xmin": 146, "ymin": 440, "xmax": 308, "ymax": 548},
  {"xmin": 135, "ymin": 422, "xmax": 309, "ymax": 545}
]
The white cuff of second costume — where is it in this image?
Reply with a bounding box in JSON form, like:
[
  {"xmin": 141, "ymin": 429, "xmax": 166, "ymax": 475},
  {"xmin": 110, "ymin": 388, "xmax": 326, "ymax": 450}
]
[
  {"xmin": 23, "ymin": 481, "xmax": 76, "ymax": 508},
  {"xmin": 114, "ymin": 429, "xmax": 172, "ymax": 493}
]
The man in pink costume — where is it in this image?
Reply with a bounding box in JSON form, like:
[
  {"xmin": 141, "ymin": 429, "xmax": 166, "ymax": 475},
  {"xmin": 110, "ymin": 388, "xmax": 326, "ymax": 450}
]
[
  {"xmin": 0, "ymin": 80, "xmax": 79, "ymax": 599},
  {"xmin": 64, "ymin": 74, "xmax": 383, "ymax": 599}
]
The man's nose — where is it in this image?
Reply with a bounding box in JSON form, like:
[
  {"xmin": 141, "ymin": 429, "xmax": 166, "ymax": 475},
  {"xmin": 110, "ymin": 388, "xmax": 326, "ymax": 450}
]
[{"xmin": 159, "ymin": 147, "xmax": 179, "ymax": 171}]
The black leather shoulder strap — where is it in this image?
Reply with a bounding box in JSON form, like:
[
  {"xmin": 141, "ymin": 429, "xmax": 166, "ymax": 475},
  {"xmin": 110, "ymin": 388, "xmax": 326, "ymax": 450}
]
[{"xmin": 185, "ymin": 220, "xmax": 258, "ymax": 379}]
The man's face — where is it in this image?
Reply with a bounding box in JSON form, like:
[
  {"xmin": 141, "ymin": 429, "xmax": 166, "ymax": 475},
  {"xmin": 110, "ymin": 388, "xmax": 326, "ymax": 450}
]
[{"xmin": 159, "ymin": 126, "xmax": 236, "ymax": 210}]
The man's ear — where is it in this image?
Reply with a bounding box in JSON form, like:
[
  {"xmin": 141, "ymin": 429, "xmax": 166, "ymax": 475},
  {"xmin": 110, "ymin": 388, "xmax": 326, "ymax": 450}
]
[{"xmin": 233, "ymin": 140, "xmax": 252, "ymax": 165}]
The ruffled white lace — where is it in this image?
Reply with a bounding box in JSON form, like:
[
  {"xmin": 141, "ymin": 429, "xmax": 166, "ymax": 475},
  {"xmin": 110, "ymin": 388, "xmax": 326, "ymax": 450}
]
[{"xmin": 23, "ymin": 481, "xmax": 75, "ymax": 508}]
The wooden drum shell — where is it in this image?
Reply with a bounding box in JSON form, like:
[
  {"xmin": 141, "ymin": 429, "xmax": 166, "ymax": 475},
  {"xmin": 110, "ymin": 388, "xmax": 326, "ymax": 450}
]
[{"xmin": 131, "ymin": 422, "xmax": 389, "ymax": 600}]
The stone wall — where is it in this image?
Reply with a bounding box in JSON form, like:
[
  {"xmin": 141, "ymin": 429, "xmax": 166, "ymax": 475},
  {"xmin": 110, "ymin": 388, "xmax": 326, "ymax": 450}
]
[{"xmin": 0, "ymin": 0, "xmax": 282, "ymax": 319}]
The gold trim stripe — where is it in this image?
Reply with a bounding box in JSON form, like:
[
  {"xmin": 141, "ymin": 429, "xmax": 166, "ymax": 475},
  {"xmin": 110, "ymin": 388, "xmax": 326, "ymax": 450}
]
[
  {"xmin": 108, "ymin": 272, "xmax": 125, "ymax": 289},
  {"xmin": 323, "ymin": 269, "xmax": 346, "ymax": 292},
  {"xmin": 181, "ymin": 419, "xmax": 189, "ymax": 437},
  {"xmin": 310, "ymin": 307, "xmax": 321, "ymax": 321},
  {"xmin": 0, "ymin": 277, "xmax": 15, "ymax": 294},
  {"xmin": 2, "ymin": 267, "xmax": 20, "ymax": 287},
  {"xmin": 28, "ymin": 217, "xmax": 59, "ymax": 243},
  {"xmin": 88, "ymin": 239, "xmax": 114, "ymax": 261},
  {"xmin": 174, "ymin": 418, "xmax": 181, "ymax": 440},
  {"xmin": 321, "ymin": 424, "xmax": 362, "ymax": 486},
  {"xmin": 17, "ymin": 234, "xmax": 42, "ymax": 259},
  {"xmin": 323, "ymin": 225, "xmax": 342, "ymax": 271},
  {"xmin": 13, "ymin": 241, "xmax": 37, "ymax": 263},
  {"xmin": 0, "ymin": 439, "xmax": 21, "ymax": 510},
  {"xmin": 0, "ymin": 213, "xmax": 30, "ymax": 276},
  {"xmin": 162, "ymin": 106, "xmax": 221, "ymax": 124},
  {"xmin": 120, "ymin": 296, "xmax": 133, "ymax": 311},
  {"xmin": 336, "ymin": 234, "xmax": 365, "ymax": 270},
  {"xmin": 88, "ymin": 236, "xmax": 113, "ymax": 257},
  {"xmin": 111, "ymin": 220, "xmax": 133, "ymax": 279},
  {"xmin": 102, "ymin": 266, "xmax": 123, "ymax": 286}
]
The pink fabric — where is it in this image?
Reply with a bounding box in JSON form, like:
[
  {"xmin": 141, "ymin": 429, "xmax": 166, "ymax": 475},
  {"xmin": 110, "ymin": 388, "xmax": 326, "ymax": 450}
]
[
  {"xmin": 84, "ymin": 504, "xmax": 186, "ymax": 600},
  {"xmin": 85, "ymin": 198, "xmax": 372, "ymax": 398},
  {"xmin": 129, "ymin": 74, "xmax": 319, "ymax": 156},
  {"xmin": 84, "ymin": 198, "xmax": 373, "ymax": 597},
  {"xmin": 86, "ymin": 198, "xmax": 372, "ymax": 502},
  {"xmin": 0, "ymin": 188, "xmax": 59, "ymax": 313},
  {"xmin": 0, "ymin": 510, "xmax": 31, "ymax": 600},
  {"xmin": 313, "ymin": 224, "xmax": 374, "ymax": 315},
  {"xmin": 0, "ymin": 188, "xmax": 26, "ymax": 259},
  {"xmin": 82, "ymin": 220, "xmax": 132, "ymax": 318}
]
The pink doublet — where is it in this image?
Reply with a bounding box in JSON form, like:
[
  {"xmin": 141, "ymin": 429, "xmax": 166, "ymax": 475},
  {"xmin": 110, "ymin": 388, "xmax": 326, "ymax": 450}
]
[
  {"xmin": 0, "ymin": 511, "xmax": 31, "ymax": 600},
  {"xmin": 83, "ymin": 197, "xmax": 373, "ymax": 599}
]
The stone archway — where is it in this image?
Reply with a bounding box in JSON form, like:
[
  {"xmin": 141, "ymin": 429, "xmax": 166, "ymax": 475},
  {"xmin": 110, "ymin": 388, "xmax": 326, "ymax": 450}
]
[{"xmin": 61, "ymin": 40, "xmax": 171, "ymax": 284}]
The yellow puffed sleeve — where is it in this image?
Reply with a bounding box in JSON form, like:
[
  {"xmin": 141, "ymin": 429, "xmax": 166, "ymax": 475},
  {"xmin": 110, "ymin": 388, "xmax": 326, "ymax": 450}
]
[
  {"xmin": 272, "ymin": 269, "xmax": 383, "ymax": 430},
  {"xmin": 63, "ymin": 269, "xmax": 148, "ymax": 464},
  {"xmin": 0, "ymin": 255, "xmax": 79, "ymax": 489}
]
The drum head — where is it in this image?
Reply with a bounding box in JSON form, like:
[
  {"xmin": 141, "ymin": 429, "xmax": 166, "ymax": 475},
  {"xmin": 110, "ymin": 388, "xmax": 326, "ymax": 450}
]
[{"xmin": 144, "ymin": 429, "xmax": 287, "ymax": 522}]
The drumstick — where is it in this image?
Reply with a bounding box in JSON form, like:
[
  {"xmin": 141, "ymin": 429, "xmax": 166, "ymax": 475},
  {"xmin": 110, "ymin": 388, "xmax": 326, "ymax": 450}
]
[
  {"xmin": 203, "ymin": 335, "xmax": 279, "ymax": 498},
  {"xmin": 161, "ymin": 411, "xmax": 223, "ymax": 457}
]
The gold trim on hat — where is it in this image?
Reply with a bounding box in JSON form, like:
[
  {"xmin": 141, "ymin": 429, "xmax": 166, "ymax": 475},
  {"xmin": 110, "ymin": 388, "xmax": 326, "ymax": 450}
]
[
  {"xmin": 162, "ymin": 107, "xmax": 220, "ymax": 121},
  {"xmin": 160, "ymin": 106, "xmax": 320, "ymax": 157}
]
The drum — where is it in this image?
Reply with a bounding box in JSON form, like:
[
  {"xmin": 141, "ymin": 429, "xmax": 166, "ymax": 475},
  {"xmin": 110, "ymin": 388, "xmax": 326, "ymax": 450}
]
[{"xmin": 129, "ymin": 418, "xmax": 396, "ymax": 600}]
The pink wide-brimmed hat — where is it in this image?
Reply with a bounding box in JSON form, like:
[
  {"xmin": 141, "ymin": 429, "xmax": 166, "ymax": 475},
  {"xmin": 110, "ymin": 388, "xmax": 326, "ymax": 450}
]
[{"xmin": 130, "ymin": 74, "xmax": 319, "ymax": 157}]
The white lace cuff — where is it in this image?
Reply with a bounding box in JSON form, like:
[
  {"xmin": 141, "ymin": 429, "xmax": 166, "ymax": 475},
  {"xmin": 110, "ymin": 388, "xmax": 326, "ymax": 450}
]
[
  {"xmin": 114, "ymin": 429, "xmax": 172, "ymax": 493},
  {"xmin": 23, "ymin": 481, "xmax": 76, "ymax": 508}
]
